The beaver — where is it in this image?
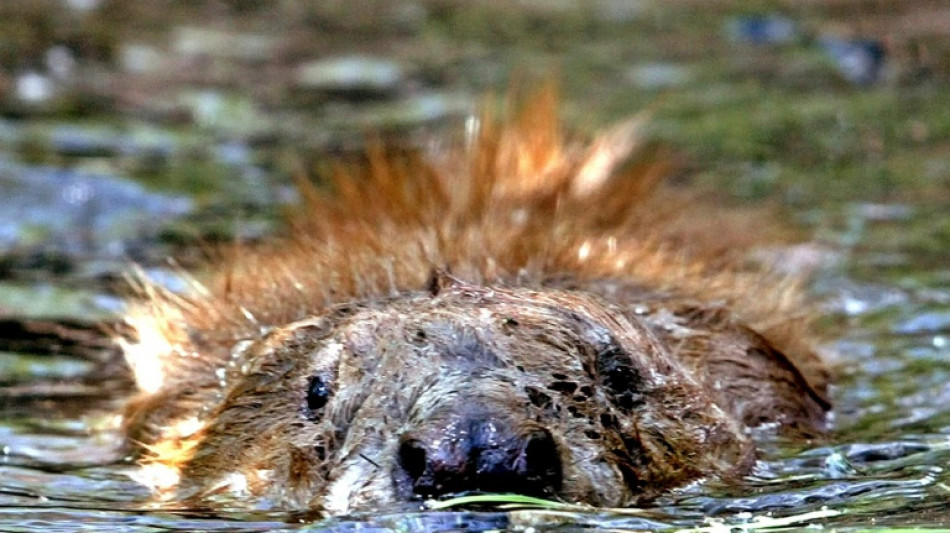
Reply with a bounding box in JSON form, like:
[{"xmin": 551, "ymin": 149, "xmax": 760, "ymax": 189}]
[{"xmin": 118, "ymin": 88, "xmax": 830, "ymax": 515}]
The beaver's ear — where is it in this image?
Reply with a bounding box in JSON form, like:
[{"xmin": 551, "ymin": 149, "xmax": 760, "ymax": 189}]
[
  {"xmin": 425, "ymin": 268, "xmax": 465, "ymax": 296},
  {"xmin": 570, "ymin": 113, "xmax": 651, "ymax": 199},
  {"xmin": 702, "ymin": 325, "xmax": 831, "ymax": 436}
]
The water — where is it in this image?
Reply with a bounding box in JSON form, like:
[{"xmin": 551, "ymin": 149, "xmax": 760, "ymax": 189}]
[
  {"xmin": 1, "ymin": 1, "xmax": 948, "ymax": 530},
  {"xmin": 1, "ymin": 204, "xmax": 948, "ymax": 532}
]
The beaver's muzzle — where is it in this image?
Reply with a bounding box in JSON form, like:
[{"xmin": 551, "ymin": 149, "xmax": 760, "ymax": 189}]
[{"xmin": 395, "ymin": 408, "xmax": 563, "ymax": 500}]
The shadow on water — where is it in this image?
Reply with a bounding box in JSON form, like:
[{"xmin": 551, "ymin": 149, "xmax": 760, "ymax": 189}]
[{"xmin": 1, "ymin": 0, "xmax": 949, "ymax": 531}]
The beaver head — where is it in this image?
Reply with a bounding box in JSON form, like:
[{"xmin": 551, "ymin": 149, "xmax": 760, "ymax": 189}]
[
  {"xmin": 119, "ymin": 92, "xmax": 829, "ymax": 515},
  {"xmin": 169, "ymin": 278, "xmax": 752, "ymax": 514}
]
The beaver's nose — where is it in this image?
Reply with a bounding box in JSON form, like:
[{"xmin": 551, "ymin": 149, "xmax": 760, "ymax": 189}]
[{"xmin": 396, "ymin": 419, "xmax": 562, "ymax": 500}]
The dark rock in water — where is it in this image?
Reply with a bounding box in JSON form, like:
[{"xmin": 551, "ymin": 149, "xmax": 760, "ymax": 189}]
[
  {"xmin": 726, "ymin": 15, "xmax": 798, "ymax": 45},
  {"xmin": 118, "ymin": 43, "xmax": 166, "ymax": 74},
  {"xmin": 0, "ymin": 161, "xmax": 192, "ymax": 260},
  {"xmin": 894, "ymin": 312, "xmax": 950, "ymax": 335},
  {"xmin": 214, "ymin": 140, "xmax": 253, "ymax": 167},
  {"xmin": 30, "ymin": 124, "xmax": 177, "ymax": 161},
  {"xmin": 340, "ymin": 92, "xmax": 472, "ymax": 130},
  {"xmin": 852, "ymin": 202, "xmax": 913, "ymax": 222},
  {"xmin": 627, "ymin": 63, "xmax": 692, "ymax": 89},
  {"xmin": 819, "ymin": 37, "xmax": 886, "ymax": 86},
  {"xmin": 172, "ymin": 26, "xmax": 278, "ymax": 62},
  {"xmin": 49, "ymin": 126, "xmax": 119, "ymax": 157},
  {"xmin": 295, "ymin": 56, "xmax": 405, "ymax": 101}
]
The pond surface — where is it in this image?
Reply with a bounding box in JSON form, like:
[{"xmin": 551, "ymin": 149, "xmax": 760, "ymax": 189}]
[{"xmin": 1, "ymin": 1, "xmax": 949, "ymax": 531}]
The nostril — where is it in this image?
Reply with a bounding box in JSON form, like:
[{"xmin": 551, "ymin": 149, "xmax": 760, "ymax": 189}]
[
  {"xmin": 398, "ymin": 438, "xmax": 428, "ymax": 481},
  {"xmin": 524, "ymin": 429, "xmax": 557, "ymax": 463},
  {"xmin": 522, "ymin": 429, "xmax": 562, "ymax": 488}
]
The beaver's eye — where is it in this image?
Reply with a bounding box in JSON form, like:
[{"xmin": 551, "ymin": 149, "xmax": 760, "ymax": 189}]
[{"xmin": 306, "ymin": 375, "xmax": 332, "ymax": 417}]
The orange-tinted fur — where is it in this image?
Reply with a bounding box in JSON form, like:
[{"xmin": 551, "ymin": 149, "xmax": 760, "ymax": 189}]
[{"xmin": 119, "ymin": 87, "xmax": 828, "ymax": 511}]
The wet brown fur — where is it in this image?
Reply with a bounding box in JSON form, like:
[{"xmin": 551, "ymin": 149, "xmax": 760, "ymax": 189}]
[{"xmin": 119, "ymin": 87, "xmax": 829, "ymax": 513}]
